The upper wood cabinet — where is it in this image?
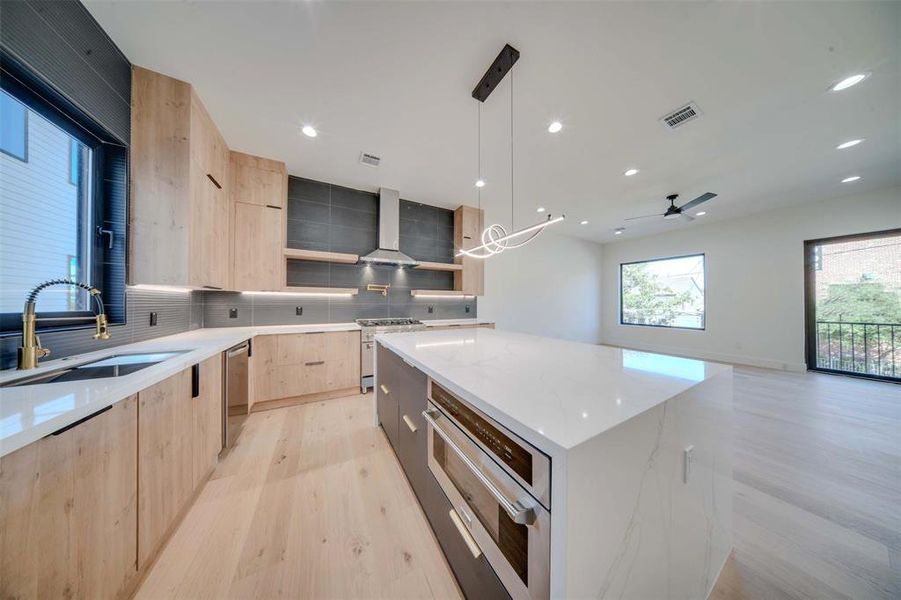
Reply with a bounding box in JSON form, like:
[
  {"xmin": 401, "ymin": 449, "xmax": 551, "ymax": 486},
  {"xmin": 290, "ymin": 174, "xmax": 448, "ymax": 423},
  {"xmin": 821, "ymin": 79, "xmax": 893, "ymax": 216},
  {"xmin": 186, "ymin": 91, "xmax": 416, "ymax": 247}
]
[
  {"xmin": 131, "ymin": 66, "xmax": 231, "ymax": 290},
  {"xmin": 230, "ymin": 151, "xmax": 286, "ymax": 208},
  {"xmin": 230, "ymin": 150, "xmax": 287, "ymax": 291},
  {"xmin": 454, "ymin": 205, "xmax": 485, "ymax": 296},
  {"xmin": 0, "ymin": 397, "xmax": 139, "ymax": 600}
]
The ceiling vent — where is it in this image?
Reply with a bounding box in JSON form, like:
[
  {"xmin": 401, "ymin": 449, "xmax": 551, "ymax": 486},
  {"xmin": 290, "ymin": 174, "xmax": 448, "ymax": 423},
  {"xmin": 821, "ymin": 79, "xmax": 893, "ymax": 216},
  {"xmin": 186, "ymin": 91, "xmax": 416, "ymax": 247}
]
[
  {"xmin": 360, "ymin": 152, "xmax": 381, "ymax": 167},
  {"xmin": 659, "ymin": 102, "xmax": 702, "ymax": 130}
]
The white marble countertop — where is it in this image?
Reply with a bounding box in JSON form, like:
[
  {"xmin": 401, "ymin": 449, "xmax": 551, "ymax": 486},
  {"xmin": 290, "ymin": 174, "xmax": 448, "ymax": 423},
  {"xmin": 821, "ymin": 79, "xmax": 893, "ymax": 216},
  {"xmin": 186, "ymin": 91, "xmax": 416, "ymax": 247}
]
[
  {"xmin": 0, "ymin": 323, "xmax": 360, "ymax": 457},
  {"xmin": 375, "ymin": 328, "xmax": 731, "ymax": 456},
  {"xmin": 422, "ymin": 319, "xmax": 494, "ymax": 327}
]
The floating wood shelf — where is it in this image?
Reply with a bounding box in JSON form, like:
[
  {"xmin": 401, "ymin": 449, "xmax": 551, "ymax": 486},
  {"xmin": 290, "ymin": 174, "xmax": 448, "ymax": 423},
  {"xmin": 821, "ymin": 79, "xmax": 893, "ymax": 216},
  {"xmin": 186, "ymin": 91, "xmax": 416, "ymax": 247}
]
[
  {"xmin": 284, "ymin": 248, "xmax": 359, "ymax": 264},
  {"xmin": 282, "ymin": 286, "xmax": 358, "ymax": 296},
  {"xmin": 416, "ymin": 261, "xmax": 463, "ymax": 272},
  {"xmin": 410, "ymin": 289, "xmax": 473, "ymax": 298}
]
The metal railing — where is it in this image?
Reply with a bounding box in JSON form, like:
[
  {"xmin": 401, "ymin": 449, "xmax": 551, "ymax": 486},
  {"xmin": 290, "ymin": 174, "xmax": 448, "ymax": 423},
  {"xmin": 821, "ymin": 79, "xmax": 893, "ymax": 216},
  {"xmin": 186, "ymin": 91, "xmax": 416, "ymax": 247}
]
[{"xmin": 814, "ymin": 321, "xmax": 899, "ymax": 379}]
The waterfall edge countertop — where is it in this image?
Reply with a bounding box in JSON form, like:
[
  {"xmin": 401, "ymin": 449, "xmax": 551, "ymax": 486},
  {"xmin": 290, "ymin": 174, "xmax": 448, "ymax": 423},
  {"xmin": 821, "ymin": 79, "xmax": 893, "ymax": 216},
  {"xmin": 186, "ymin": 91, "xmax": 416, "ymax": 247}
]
[
  {"xmin": 0, "ymin": 323, "xmax": 361, "ymax": 457},
  {"xmin": 375, "ymin": 327, "xmax": 732, "ymax": 457}
]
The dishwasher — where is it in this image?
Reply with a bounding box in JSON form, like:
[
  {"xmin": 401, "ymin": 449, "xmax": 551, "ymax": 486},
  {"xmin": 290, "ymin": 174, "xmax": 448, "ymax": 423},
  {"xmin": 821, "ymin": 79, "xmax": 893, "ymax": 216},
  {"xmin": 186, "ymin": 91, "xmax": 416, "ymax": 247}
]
[{"xmin": 223, "ymin": 340, "xmax": 250, "ymax": 451}]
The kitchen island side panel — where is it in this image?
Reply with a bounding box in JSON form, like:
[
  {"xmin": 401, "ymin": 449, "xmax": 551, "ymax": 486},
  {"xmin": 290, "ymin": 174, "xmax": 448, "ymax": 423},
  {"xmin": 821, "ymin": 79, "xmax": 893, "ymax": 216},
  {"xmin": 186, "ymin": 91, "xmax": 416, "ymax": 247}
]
[{"xmin": 561, "ymin": 369, "xmax": 733, "ymax": 599}]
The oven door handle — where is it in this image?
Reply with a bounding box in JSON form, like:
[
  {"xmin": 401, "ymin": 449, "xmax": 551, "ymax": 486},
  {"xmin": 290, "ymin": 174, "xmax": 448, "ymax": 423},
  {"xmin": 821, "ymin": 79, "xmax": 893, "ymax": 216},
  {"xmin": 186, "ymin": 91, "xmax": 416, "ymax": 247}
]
[{"xmin": 423, "ymin": 409, "xmax": 537, "ymax": 526}]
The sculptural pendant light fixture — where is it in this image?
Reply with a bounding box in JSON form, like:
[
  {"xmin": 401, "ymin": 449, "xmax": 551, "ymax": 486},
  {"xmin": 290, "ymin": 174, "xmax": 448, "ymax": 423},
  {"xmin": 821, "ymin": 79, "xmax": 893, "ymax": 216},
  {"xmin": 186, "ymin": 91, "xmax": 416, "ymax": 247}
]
[{"xmin": 458, "ymin": 44, "xmax": 564, "ymax": 260}]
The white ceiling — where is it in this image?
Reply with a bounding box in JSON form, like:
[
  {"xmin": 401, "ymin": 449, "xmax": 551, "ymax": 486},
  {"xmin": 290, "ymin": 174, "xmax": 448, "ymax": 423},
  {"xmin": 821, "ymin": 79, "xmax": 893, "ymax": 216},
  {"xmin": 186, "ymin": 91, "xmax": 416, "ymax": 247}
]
[{"xmin": 85, "ymin": 1, "xmax": 900, "ymax": 243}]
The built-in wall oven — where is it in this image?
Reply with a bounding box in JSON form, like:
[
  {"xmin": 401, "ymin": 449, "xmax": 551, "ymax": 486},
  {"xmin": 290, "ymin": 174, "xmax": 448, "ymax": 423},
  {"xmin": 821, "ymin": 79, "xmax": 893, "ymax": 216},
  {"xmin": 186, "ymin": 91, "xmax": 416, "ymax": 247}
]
[{"xmin": 424, "ymin": 380, "xmax": 551, "ymax": 600}]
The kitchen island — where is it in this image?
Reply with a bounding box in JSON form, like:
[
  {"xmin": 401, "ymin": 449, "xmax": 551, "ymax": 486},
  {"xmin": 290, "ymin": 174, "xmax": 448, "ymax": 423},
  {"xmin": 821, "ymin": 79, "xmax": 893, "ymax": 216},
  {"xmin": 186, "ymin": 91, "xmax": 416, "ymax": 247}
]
[{"xmin": 375, "ymin": 327, "xmax": 733, "ymax": 600}]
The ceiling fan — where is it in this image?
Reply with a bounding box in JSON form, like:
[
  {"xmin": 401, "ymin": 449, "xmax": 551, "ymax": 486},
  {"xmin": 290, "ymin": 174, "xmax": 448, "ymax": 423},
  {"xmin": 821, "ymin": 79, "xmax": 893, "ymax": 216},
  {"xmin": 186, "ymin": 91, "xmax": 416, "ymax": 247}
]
[{"xmin": 625, "ymin": 192, "xmax": 717, "ymax": 222}]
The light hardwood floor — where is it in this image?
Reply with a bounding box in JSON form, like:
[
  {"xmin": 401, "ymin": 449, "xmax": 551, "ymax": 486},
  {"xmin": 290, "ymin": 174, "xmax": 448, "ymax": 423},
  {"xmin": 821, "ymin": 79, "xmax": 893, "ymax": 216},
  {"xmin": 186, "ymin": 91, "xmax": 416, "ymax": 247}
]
[{"xmin": 136, "ymin": 368, "xmax": 900, "ymax": 600}]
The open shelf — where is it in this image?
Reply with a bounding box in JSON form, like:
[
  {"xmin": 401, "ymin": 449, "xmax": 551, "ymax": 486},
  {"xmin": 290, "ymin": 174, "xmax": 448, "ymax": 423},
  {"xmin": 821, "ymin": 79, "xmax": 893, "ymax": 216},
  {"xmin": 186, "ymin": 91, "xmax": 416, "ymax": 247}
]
[
  {"xmin": 284, "ymin": 248, "xmax": 359, "ymax": 264},
  {"xmin": 410, "ymin": 289, "xmax": 473, "ymax": 298},
  {"xmin": 282, "ymin": 286, "xmax": 359, "ymax": 296},
  {"xmin": 416, "ymin": 261, "xmax": 463, "ymax": 272}
]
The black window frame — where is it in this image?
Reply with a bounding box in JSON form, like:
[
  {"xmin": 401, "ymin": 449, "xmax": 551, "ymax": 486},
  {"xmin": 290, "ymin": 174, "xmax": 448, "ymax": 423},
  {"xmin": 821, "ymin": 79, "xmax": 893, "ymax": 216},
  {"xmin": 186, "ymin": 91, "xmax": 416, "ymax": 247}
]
[
  {"xmin": 619, "ymin": 253, "xmax": 707, "ymax": 331},
  {"xmin": 0, "ymin": 87, "xmax": 28, "ymax": 162},
  {"xmin": 0, "ymin": 54, "xmax": 127, "ymax": 335}
]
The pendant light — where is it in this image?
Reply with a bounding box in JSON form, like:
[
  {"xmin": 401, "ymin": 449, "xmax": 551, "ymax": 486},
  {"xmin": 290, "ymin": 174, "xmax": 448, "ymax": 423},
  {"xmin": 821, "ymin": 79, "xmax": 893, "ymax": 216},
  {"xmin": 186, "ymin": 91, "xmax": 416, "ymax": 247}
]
[{"xmin": 457, "ymin": 44, "xmax": 564, "ymax": 260}]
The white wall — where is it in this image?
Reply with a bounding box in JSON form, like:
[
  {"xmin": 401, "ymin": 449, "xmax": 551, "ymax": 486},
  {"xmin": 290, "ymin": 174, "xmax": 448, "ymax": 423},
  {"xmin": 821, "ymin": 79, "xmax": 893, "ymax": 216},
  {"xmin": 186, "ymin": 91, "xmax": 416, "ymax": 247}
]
[
  {"xmin": 600, "ymin": 187, "xmax": 901, "ymax": 371},
  {"xmin": 480, "ymin": 231, "xmax": 604, "ymax": 343}
]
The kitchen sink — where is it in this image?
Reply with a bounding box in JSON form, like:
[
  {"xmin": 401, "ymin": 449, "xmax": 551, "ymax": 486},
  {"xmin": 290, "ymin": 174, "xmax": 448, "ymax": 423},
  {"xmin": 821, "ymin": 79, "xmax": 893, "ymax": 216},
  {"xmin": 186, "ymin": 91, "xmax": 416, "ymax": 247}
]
[{"xmin": 1, "ymin": 351, "xmax": 188, "ymax": 388}]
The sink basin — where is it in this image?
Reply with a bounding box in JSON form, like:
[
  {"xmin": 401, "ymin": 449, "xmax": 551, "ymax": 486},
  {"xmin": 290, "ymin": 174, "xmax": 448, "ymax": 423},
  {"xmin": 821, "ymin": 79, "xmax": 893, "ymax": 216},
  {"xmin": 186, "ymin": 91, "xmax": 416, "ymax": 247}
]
[{"xmin": 1, "ymin": 351, "xmax": 188, "ymax": 388}]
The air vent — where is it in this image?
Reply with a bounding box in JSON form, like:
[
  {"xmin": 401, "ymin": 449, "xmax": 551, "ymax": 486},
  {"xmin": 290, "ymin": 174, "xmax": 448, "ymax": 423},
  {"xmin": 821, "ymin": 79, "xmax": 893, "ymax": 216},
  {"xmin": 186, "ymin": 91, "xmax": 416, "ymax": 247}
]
[
  {"xmin": 360, "ymin": 152, "xmax": 381, "ymax": 167},
  {"xmin": 660, "ymin": 102, "xmax": 702, "ymax": 130}
]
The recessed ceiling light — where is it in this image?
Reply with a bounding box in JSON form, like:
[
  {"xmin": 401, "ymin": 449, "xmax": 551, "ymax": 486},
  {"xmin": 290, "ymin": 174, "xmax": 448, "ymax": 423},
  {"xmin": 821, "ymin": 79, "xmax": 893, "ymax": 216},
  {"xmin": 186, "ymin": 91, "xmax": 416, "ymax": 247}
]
[
  {"xmin": 301, "ymin": 125, "xmax": 317, "ymax": 138},
  {"xmin": 475, "ymin": 179, "xmax": 486, "ymax": 188},
  {"xmin": 624, "ymin": 168, "xmax": 639, "ymax": 177},
  {"xmin": 580, "ymin": 219, "xmax": 588, "ymax": 225},
  {"xmin": 696, "ymin": 211, "xmax": 706, "ymax": 216},
  {"xmin": 836, "ymin": 139, "xmax": 864, "ymax": 150},
  {"xmin": 831, "ymin": 73, "xmax": 869, "ymax": 92},
  {"xmin": 536, "ymin": 207, "xmax": 546, "ymax": 213},
  {"xmin": 614, "ymin": 228, "xmax": 624, "ymax": 235},
  {"xmin": 841, "ymin": 176, "xmax": 861, "ymax": 183},
  {"xmin": 547, "ymin": 121, "xmax": 563, "ymax": 133}
]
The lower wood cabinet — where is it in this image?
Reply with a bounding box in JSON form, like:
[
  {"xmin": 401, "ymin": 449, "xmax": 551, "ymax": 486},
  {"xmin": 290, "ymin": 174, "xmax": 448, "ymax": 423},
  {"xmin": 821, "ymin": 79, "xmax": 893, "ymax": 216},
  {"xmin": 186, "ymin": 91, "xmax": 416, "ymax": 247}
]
[
  {"xmin": 0, "ymin": 397, "xmax": 139, "ymax": 599},
  {"xmin": 253, "ymin": 331, "xmax": 361, "ymax": 404},
  {"xmin": 138, "ymin": 369, "xmax": 195, "ymax": 568},
  {"xmin": 192, "ymin": 354, "xmax": 223, "ymax": 488}
]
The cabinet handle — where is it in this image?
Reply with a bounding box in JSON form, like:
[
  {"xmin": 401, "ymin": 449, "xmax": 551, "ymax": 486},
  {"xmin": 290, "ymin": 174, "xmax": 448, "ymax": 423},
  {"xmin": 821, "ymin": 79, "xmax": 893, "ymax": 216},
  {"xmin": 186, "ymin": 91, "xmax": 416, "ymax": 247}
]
[
  {"xmin": 448, "ymin": 509, "xmax": 482, "ymax": 559},
  {"xmin": 265, "ymin": 204, "xmax": 282, "ymax": 210},
  {"xmin": 305, "ymin": 360, "xmax": 325, "ymax": 366},
  {"xmin": 206, "ymin": 173, "xmax": 222, "ymax": 189},
  {"xmin": 192, "ymin": 364, "xmax": 200, "ymax": 398},
  {"xmin": 402, "ymin": 414, "xmax": 417, "ymax": 433},
  {"xmin": 379, "ymin": 384, "xmax": 389, "ymax": 395},
  {"xmin": 202, "ymin": 285, "xmax": 223, "ymax": 290},
  {"xmin": 48, "ymin": 405, "xmax": 112, "ymax": 436}
]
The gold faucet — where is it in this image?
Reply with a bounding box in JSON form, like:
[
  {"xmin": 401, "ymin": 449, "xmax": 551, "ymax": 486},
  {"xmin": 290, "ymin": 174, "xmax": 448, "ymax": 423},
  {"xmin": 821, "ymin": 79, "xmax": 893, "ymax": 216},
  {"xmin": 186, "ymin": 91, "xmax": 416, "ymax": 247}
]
[{"xmin": 18, "ymin": 279, "xmax": 111, "ymax": 370}]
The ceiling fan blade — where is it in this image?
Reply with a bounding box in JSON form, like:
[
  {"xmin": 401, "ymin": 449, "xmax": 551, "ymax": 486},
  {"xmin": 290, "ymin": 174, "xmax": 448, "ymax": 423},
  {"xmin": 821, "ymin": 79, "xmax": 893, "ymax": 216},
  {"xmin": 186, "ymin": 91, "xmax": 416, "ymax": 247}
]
[
  {"xmin": 624, "ymin": 213, "xmax": 664, "ymax": 221},
  {"xmin": 679, "ymin": 192, "xmax": 717, "ymax": 212}
]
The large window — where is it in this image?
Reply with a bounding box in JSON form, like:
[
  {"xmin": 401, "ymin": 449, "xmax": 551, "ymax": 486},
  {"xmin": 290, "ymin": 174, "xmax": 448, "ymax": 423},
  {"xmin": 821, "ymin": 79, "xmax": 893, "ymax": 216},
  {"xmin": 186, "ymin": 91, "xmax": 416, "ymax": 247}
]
[
  {"xmin": 0, "ymin": 63, "xmax": 126, "ymax": 332},
  {"xmin": 620, "ymin": 254, "xmax": 706, "ymax": 329}
]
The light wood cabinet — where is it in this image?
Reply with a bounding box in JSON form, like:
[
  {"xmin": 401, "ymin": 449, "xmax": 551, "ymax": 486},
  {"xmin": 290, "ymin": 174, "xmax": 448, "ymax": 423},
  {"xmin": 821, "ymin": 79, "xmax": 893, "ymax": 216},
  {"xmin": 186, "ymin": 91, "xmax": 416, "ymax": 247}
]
[
  {"xmin": 253, "ymin": 331, "xmax": 361, "ymax": 404},
  {"xmin": 0, "ymin": 397, "xmax": 138, "ymax": 599},
  {"xmin": 137, "ymin": 369, "xmax": 194, "ymax": 568},
  {"xmin": 230, "ymin": 150, "xmax": 287, "ymax": 291},
  {"xmin": 454, "ymin": 205, "xmax": 485, "ymax": 295},
  {"xmin": 131, "ymin": 66, "xmax": 231, "ymax": 289},
  {"xmin": 192, "ymin": 355, "xmax": 223, "ymax": 488},
  {"xmin": 229, "ymin": 151, "xmax": 286, "ymax": 208}
]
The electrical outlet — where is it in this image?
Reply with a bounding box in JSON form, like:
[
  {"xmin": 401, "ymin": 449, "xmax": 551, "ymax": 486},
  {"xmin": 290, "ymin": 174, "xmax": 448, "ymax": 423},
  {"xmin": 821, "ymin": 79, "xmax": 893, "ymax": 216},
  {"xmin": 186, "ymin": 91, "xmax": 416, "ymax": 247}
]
[
  {"xmin": 229, "ymin": 308, "xmax": 238, "ymax": 319},
  {"xmin": 149, "ymin": 312, "xmax": 158, "ymax": 326},
  {"xmin": 465, "ymin": 304, "xmax": 471, "ymax": 313},
  {"xmin": 683, "ymin": 445, "xmax": 694, "ymax": 483},
  {"xmin": 427, "ymin": 305, "xmax": 434, "ymax": 314},
  {"xmin": 296, "ymin": 306, "xmax": 303, "ymax": 316}
]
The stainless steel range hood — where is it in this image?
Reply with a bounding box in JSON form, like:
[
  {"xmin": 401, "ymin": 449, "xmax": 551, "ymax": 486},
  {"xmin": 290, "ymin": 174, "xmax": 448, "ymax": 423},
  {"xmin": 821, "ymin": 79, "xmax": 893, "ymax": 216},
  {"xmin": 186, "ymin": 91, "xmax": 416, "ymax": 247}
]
[{"xmin": 359, "ymin": 188, "xmax": 419, "ymax": 267}]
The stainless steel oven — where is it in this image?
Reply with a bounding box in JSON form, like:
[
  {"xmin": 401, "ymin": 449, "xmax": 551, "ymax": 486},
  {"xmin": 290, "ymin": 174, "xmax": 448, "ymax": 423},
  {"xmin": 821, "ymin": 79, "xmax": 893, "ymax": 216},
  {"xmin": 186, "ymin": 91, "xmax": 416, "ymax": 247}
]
[
  {"xmin": 424, "ymin": 380, "xmax": 551, "ymax": 600},
  {"xmin": 358, "ymin": 318, "xmax": 426, "ymax": 392}
]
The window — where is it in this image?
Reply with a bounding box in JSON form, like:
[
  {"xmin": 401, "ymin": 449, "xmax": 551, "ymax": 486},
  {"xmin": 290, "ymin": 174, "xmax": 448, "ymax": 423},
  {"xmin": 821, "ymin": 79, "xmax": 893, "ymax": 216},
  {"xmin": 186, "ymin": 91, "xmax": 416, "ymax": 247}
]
[
  {"xmin": 620, "ymin": 254, "xmax": 706, "ymax": 329},
  {"xmin": 0, "ymin": 89, "xmax": 28, "ymax": 161},
  {"xmin": 0, "ymin": 64, "xmax": 126, "ymax": 333}
]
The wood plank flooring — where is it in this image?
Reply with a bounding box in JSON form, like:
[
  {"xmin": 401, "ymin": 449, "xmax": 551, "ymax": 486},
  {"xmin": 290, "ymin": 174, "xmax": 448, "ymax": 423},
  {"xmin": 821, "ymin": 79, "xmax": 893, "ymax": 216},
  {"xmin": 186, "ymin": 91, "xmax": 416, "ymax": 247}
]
[{"xmin": 136, "ymin": 368, "xmax": 901, "ymax": 600}]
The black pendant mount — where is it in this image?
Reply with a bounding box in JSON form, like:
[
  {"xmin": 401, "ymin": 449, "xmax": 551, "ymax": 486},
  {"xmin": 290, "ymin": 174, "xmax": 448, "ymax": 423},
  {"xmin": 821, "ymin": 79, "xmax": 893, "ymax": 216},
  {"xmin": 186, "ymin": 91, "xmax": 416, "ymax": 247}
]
[{"xmin": 472, "ymin": 44, "xmax": 520, "ymax": 102}]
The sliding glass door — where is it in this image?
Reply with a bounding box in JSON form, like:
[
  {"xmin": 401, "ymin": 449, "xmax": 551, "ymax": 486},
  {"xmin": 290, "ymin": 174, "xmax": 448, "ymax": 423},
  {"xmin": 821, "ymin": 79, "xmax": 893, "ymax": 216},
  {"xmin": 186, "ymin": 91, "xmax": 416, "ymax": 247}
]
[{"xmin": 805, "ymin": 229, "xmax": 900, "ymax": 382}]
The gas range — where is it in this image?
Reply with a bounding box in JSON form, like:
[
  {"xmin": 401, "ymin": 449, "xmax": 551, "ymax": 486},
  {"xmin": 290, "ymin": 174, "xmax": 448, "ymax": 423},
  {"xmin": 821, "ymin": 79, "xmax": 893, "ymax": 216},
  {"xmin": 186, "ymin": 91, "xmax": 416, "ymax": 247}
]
[
  {"xmin": 357, "ymin": 318, "xmax": 426, "ymax": 338},
  {"xmin": 357, "ymin": 318, "xmax": 427, "ymax": 391}
]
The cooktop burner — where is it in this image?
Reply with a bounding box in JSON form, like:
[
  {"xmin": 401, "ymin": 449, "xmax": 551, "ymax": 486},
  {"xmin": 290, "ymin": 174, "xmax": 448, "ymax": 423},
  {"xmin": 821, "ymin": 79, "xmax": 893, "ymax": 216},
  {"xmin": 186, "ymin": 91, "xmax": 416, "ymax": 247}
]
[{"xmin": 356, "ymin": 318, "xmax": 423, "ymax": 328}]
